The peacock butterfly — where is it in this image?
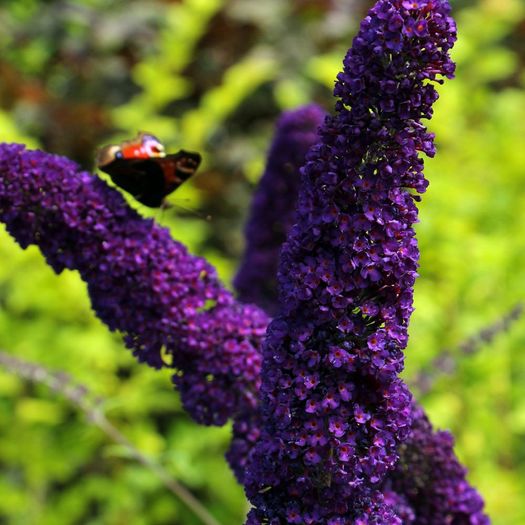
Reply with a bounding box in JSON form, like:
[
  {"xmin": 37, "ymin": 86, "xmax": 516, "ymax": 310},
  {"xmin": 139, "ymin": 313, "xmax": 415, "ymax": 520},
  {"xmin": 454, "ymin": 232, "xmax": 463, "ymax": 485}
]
[{"xmin": 96, "ymin": 132, "xmax": 201, "ymax": 207}]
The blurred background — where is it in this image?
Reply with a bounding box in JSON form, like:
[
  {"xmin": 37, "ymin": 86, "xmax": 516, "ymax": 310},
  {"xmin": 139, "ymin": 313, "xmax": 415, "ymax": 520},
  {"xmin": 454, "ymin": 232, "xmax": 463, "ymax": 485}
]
[{"xmin": 0, "ymin": 0, "xmax": 524, "ymax": 523}]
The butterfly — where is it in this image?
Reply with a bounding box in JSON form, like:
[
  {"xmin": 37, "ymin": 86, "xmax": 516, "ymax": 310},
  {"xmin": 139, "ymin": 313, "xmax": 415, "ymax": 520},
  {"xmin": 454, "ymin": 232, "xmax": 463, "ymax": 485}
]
[{"xmin": 96, "ymin": 132, "xmax": 201, "ymax": 207}]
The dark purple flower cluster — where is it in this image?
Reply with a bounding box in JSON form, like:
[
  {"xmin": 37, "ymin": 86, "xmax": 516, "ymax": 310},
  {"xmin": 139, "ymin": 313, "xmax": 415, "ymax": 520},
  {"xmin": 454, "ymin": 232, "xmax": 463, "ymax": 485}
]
[
  {"xmin": 231, "ymin": 126, "xmax": 489, "ymax": 521},
  {"xmin": 385, "ymin": 403, "xmax": 490, "ymax": 524},
  {"xmin": 244, "ymin": 0, "xmax": 457, "ymax": 522},
  {"xmin": 173, "ymin": 302, "xmax": 267, "ymax": 424},
  {"xmin": 382, "ymin": 489, "xmax": 415, "ymax": 524},
  {"xmin": 227, "ymin": 408, "xmax": 263, "ymax": 483},
  {"xmin": 234, "ymin": 105, "xmax": 326, "ymax": 316},
  {"xmin": 0, "ymin": 143, "xmax": 267, "ymax": 425}
]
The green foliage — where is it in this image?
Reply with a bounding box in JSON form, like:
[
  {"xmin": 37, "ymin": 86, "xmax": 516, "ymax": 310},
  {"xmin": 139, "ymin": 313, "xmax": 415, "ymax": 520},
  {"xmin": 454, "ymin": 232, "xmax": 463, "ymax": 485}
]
[{"xmin": 0, "ymin": 0, "xmax": 524, "ymax": 523}]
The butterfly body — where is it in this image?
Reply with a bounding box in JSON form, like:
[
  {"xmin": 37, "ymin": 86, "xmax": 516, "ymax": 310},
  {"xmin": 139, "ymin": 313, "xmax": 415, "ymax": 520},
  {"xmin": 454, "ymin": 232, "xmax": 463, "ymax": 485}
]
[{"xmin": 96, "ymin": 132, "xmax": 201, "ymax": 207}]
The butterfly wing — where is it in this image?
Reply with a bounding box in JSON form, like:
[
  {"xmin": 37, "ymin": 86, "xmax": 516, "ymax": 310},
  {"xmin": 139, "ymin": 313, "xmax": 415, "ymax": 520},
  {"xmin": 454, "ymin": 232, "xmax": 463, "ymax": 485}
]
[
  {"xmin": 157, "ymin": 150, "xmax": 201, "ymax": 195},
  {"xmin": 98, "ymin": 158, "xmax": 166, "ymax": 207},
  {"xmin": 99, "ymin": 150, "xmax": 201, "ymax": 207}
]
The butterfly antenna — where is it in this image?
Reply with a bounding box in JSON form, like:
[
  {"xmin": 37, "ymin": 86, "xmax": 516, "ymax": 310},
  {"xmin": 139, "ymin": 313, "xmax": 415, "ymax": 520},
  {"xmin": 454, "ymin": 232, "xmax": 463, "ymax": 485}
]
[{"xmin": 164, "ymin": 200, "xmax": 212, "ymax": 221}]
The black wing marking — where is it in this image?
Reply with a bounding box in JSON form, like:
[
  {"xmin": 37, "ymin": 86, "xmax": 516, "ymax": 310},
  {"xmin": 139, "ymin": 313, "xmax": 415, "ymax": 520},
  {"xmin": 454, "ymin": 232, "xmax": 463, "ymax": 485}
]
[{"xmin": 98, "ymin": 150, "xmax": 201, "ymax": 208}]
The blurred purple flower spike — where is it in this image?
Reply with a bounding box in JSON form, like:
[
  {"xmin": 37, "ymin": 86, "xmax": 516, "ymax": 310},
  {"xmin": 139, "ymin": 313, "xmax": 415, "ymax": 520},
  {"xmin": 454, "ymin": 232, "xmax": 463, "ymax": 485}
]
[
  {"xmin": 385, "ymin": 403, "xmax": 490, "ymax": 525},
  {"xmin": 235, "ymin": 104, "xmax": 327, "ymax": 316}
]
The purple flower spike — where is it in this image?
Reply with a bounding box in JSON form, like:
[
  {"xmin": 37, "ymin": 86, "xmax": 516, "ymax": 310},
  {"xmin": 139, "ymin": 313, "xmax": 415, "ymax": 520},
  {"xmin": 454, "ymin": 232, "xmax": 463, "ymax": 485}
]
[
  {"xmin": 244, "ymin": 0, "xmax": 457, "ymax": 522},
  {"xmin": 0, "ymin": 143, "xmax": 267, "ymax": 425},
  {"xmin": 385, "ymin": 403, "xmax": 490, "ymax": 524},
  {"xmin": 235, "ymin": 105, "xmax": 326, "ymax": 316}
]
